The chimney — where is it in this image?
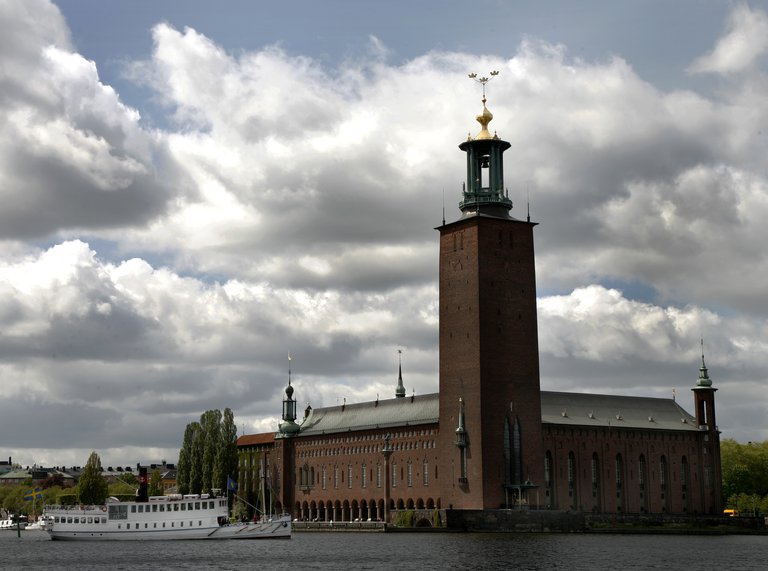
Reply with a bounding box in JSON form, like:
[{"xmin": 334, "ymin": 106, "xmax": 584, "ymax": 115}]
[{"xmin": 136, "ymin": 466, "xmax": 149, "ymax": 502}]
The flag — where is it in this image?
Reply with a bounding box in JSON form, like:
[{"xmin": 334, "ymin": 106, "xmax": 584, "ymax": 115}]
[
  {"xmin": 227, "ymin": 477, "xmax": 237, "ymax": 492},
  {"xmin": 24, "ymin": 487, "xmax": 42, "ymax": 502}
]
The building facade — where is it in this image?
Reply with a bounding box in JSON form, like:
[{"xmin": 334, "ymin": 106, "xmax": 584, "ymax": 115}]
[{"xmin": 237, "ymin": 92, "xmax": 722, "ymax": 522}]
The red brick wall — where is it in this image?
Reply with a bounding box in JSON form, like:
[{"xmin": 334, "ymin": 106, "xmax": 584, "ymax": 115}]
[{"xmin": 438, "ymin": 216, "xmax": 544, "ymax": 509}]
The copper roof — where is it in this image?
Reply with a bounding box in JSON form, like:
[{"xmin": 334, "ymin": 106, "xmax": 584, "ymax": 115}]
[{"xmin": 541, "ymin": 391, "xmax": 699, "ymax": 431}]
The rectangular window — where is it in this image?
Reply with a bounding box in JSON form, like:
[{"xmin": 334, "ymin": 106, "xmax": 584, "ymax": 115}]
[
  {"xmin": 377, "ymin": 464, "xmax": 382, "ymax": 488},
  {"xmin": 392, "ymin": 462, "xmax": 397, "ymax": 487},
  {"xmin": 348, "ymin": 465, "xmax": 353, "ymax": 489},
  {"xmin": 362, "ymin": 464, "xmax": 367, "ymax": 488},
  {"xmin": 407, "ymin": 462, "xmax": 413, "ymax": 487}
]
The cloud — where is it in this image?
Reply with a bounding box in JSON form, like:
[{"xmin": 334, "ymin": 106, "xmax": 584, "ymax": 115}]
[
  {"xmin": 2, "ymin": 2, "xmax": 768, "ymax": 467},
  {"xmin": 0, "ymin": 0, "xmax": 172, "ymax": 240},
  {"xmin": 688, "ymin": 2, "xmax": 768, "ymax": 75}
]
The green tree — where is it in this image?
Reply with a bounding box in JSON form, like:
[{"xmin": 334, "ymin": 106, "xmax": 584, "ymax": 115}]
[
  {"xmin": 149, "ymin": 468, "xmax": 164, "ymax": 497},
  {"xmin": 201, "ymin": 409, "xmax": 222, "ymax": 493},
  {"xmin": 217, "ymin": 407, "xmax": 239, "ymax": 492},
  {"xmin": 721, "ymin": 439, "xmax": 768, "ymax": 499},
  {"xmin": 77, "ymin": 451, "xmax": 109, "ymax": 505},
  {"xmin": 176, "ymin": 408, "xmax": 240, "ymax": 495},
  {"xmin": 189, "ymin": 421, "xmax": 204, "ymax": 494}
]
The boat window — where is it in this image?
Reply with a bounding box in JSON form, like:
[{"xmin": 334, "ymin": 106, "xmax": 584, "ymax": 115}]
[
  {"xmin": 180, "ymin": 521, "xmax": 184, "ymax": 527},
  {"xmin": 131, "ymin": 505, "xmax": 137, "ymax": 513},
  {"xmin": 87, "ymin": 517, "xmax": 93, "ymax": 523},
  {"xmin": 74, "ymin": 517, "xmax": 79, "ymax": 524},
  {"xmin": 145, "ymin": 523, "xmax": 148, "ymax": 528},
  {"xmin": 160, "ymin": 505, "xmax": 165, "ymax": 512},
  {"xmin": 152, "ymin": 505, "xmax": 158, "ymax": 512},
  {"xmin": 118, "ymin": 524, "xmax": 121, "ymax": 529},
  {"xmin": 138, "ymin": 505, "xmax": 144, "ymax": 513},
  {"xmin": 198, "ymin": 521, "xmax": 202, "ymax": 526},
  {"xmin": 195, "ymin": 502, "xmax": 200, "ymax": 510},
  {"xmin": 126, "ymin": 523, "xmax": 130, "ymax": 529},
  {"xmin": 180, "ymin": 503, "xmax": 186, "ymax": 511},
  {"xmin": 162, "ymin": 522, "xmax": 165, "ymax": 528},
  {"xmin": 188, "ymin": 502, "xmax": 193, "ymax": 510}
]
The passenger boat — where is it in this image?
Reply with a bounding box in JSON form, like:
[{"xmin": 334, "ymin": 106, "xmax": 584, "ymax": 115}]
[{"xmin": 43, "ymin": 495, "xmax": 291, "ymax": 540}]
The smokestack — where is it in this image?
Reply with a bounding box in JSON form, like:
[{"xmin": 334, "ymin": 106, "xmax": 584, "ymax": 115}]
[{"xmin": 137, "ymin": 466, "xmax": 149, "ymax": 502}]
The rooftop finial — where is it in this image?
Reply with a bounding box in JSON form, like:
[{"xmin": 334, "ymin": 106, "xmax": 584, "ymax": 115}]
[
  {"xmin": 696, "ymin": 339, "xmax": 713, "ymax": 388},
  {"xmin": 395, "ymin": 349, "xmax": 406, "ymax": 398},
  {"xmin": 468, "ymin": 71, "xmax": 499, "ymax": 140}
]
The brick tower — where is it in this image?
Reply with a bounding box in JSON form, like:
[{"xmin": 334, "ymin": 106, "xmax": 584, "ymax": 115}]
[{"xmin": 437, "ymin": 80, "xmax": 544, "ymax": 509}]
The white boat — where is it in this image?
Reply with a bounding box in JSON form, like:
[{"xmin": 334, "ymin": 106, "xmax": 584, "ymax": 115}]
[
  {"xmin": 24, "ymin": 517, "xmax": 50, "ymax": 531},
  {"xmin": 0, "ymin": 515, "xmax": 27, "ymax": 530},
  {"xmin": 43, "ymin": 494, "xmax": 291, "ymax": 541}
]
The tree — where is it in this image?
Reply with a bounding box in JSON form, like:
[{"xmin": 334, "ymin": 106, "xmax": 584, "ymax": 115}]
[
  {"xmin": 149, "ymin": 468, "xmax": 164, "ymax": 497},
  {"xmin": 76, "ymin": 451, "xmax": 109, "ymax": 505},
  {"xmin": 217, "ymin": 408, "xmax": 239, "ymax": 492},
  {"xmin": 201, "ymin": 409, "xmax": 222, "ymax": 493},
  {"xmin": 176, "ymin": 408, "xmax": 240, "ymax": 495}
]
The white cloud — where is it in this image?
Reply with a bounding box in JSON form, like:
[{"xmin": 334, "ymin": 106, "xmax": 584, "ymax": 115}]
[
  {"xmin": 689, "ymin": 3, "xmax": 768, "ymax": 75},
  {"xmin": 3, "ymin": 1, "xmax": 768, "ymax": 466}
]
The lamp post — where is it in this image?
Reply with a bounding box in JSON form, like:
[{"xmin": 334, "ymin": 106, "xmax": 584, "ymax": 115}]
[{"xmin": 382, "ymin": 434, "xmax": 393, "ymax": 527}]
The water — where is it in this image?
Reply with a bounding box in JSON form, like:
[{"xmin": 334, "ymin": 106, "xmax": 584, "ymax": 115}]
[{"xmin": 2, "ymin": 530, "xmax": 767, "ymax": 570}]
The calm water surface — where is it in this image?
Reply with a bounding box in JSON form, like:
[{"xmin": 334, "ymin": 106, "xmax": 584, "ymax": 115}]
[{"xmin": 2, "ymin": 530, "xmax": 767, "ymax": 570}]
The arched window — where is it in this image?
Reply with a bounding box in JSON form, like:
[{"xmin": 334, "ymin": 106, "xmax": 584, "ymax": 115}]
[
  {"xmin": 615, "ymin": 454, "xmax": 624, "ymax": 513},
  {"xmin": 322, "ymin": 465, "xmax": 327, "ymax": 490},
  {"xmin": 503, "ymin": 416, "xmax": 523, "ymax": 487},
  {"xmin": 567, "ymin": 451, "xmax": 577, "ymax": 508},
  {"xmin": 591, "ymin": 453, "xmax": 601, "ymax": 512},
  {"xmin": 659, "ymin": 455, "xmax": 668, "ymax": 512},
  {"xmin": 680, "ymin": 456, "xmax": 689, "ymax": 512},
  {"xmin": 392, "ymin": 462, "xmax": 397, "ymax": 487},
  {"xmin": 638, "ymin": 454, "xmax": 648, "ymax": 513}
]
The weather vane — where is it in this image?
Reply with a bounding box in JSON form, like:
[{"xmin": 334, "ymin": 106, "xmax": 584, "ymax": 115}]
[{"xmin": 468, "ymin": 70, "xmax": 499, "ymax": 99}]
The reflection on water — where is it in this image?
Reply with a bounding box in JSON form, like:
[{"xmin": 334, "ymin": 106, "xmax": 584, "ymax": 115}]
[{"xmin": 3, "ymin": 530, "xmax": 768, "ymax": 570}]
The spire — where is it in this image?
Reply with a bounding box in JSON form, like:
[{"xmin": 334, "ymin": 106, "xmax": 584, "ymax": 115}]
[
  {"xmin": 395, "ymin": 349, "xmax": 406, "ymax": 398},
  {"xmin": 279, "ymin": 353, "xmax": 300, "ymax": 435},
  {"xmin": 696, "ymin": 339, "xmax": 713, "ymax": 388}
]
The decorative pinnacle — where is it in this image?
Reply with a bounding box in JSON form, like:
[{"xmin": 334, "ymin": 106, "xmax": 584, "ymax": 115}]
[
  {"xmin": 468, "ymin": 70, "xmax": 499, "ymax": 100},
  {"xmin": 468, "ymin": 70, "xmax": 499, "ymax": 140}
]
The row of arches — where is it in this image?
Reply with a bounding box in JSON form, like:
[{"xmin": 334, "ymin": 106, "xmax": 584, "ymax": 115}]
[{"xmin": 294, "ymin": 497, "xmax": 440, "ymax": 522}]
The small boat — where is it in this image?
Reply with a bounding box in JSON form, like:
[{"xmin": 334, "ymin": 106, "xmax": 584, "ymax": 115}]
[
  {"xmin": 24, "ymin": 516, "xmax": 50, "ymax": 531},
  {"xmin": 0, "ymin": 515, "xmax": 28, "ymax": 530},
  {"xmin": 42, "ymin": 494, "xmax": 291, "ymax": 541}
]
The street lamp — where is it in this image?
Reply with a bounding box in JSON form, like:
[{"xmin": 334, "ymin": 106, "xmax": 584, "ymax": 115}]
[{"xmin": 382, "ymin": 434, "xmax": 393, "ymax": 527}]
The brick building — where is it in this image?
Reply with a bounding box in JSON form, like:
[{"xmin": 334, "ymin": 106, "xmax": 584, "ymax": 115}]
[{"xmin": 237, "ymin": 91, "xmax": 722, "ymax": 523}]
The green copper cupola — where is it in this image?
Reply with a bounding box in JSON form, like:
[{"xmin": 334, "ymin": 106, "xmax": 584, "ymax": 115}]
[{"xmin": 459, "ymin": 72, "xmax": 513, "ymax": 218}]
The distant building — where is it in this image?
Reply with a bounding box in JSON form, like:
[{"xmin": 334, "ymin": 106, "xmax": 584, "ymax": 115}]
[{"xmin": 238, "ymin": 90, "xmax": 722, "ymax": 523}]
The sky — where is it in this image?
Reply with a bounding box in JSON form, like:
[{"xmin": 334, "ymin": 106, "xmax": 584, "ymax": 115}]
[{"xmin": 1, "ymin": 0, "xmax": 768, "ymax": 470}]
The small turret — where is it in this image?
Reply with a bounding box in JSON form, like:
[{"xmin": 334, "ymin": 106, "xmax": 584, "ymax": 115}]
[{"xmin": 279, "ymin": 354, "xmax": 300, "ymax": 436}]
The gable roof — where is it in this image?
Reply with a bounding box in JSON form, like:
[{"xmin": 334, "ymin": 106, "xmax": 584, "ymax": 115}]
[
  {"xmin": 540, "ymin": 391, "xmax": 699, "ymax": 432},
  {"xmin": 295, "ymin": 393, "xmax": 439, "ymax": 437}
]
